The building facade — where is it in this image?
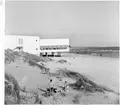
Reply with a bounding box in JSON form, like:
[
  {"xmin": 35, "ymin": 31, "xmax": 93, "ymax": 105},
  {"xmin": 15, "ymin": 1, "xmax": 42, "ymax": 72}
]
[
  {"xmin": 5, "ymin": 35, "xmax": 70, "ymax": 56},
  {"xmin": 5, "ymin": 35, "xmax": 40, "ymax": 55},
  {"xmin": 39, "ymin": 38, "xmax": 70, "ymax": 56}
]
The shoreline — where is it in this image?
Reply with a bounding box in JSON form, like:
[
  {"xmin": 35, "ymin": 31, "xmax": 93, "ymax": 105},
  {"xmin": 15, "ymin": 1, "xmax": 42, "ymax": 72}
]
[{"xmin": 62, "ymin": 52, "xmax": 119, "ymax": 59}]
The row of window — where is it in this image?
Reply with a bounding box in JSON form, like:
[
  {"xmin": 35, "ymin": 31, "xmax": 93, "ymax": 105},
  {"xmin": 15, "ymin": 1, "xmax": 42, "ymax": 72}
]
[{"xmin": 40, "ymin": 47, "xmax": 68, "ymax": 50}]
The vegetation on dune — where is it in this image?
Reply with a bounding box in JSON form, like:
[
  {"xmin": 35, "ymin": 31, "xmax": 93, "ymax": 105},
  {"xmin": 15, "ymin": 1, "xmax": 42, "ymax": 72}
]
[
  {"xmin": 5, "ymin": 49, "xmax": 50, "ymax": 104},
  {"xmin": 33, "ymin": 91, "xmax": 43, "ymax": 104},
  {"xmin": 115, "ymin": 99, "xmax": 119, "ymax": 104},
  {"xmin": 57, "ymin": 59, "xmax": 68, "ymax": 63},
  {"xmin": 50, "ymin": 69, "xmax": 116, "ymax": 93},
  {"xmin": 21, "ymin": 51, "xmax": 53, "ymax": 63},
  {"xmin": 27, "ymin": 59, "xmax": 50, "ymax": 73},
  {"xmin": 5, "ymin": 49, "xmax": 21, "ymax": 64},
  {"xmin": 5, "ymin": 72, "xmax": 43, "ymax": 104},
  {"xmin": 72, "ymin": 94, "xmax": 80, "ymax": 104},
  {"xmin": 5, "ymin": 49, "xmax": 52, "ymax": 73},
  {"xmin": 5, "ymin": 49, "xmax": 53, "ymax": 64},
  {"xmin": 21, "ymin": 51, "xmax": 51, "ymax": 73},
  {"xmin": 5, "ymin": 72, "xmax": 20, "ymax": 104}
]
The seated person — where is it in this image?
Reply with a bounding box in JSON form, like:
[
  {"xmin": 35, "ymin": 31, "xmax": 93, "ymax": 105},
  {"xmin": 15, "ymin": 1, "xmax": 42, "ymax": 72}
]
[{"xmin": 62, "ymin": 81, "xmax": 69, "ymax": 92}]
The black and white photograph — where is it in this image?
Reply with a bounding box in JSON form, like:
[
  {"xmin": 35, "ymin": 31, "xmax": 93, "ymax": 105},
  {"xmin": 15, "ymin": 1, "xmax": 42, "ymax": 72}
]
[{"xmin": 4, "ymin": 0, "xmax": 119, "ymax": 104}]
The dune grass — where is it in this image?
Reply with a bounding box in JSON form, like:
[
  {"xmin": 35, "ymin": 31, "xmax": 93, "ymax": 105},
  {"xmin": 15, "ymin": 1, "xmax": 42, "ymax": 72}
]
[
  {"xmin": 21, "ymin": 51, "xmax": 53, "ymax": 63},
  {"xmin": 5, "ymin": 49, "xmax": 21, "ymax": 64},
  {"xmin": 72, "ymin": 94, "xmax": 80, "ymax": 104},
  {"xmin": 27, "ymin": 59, "xmax": 50, "ymax": 74},
  {"xmin": 57, "ymin": 59, "xmax": 67, "ymax": 63},
  {"xmin": 50, "ymin": 69, "xmax": 116, "ymax": 93},
  {"xmin": 5, "ymin": 49, "xmax": 51, "ymax": 74},
  {"xmin": 5, "ymin": 49, "xmax": 53, "ymax": 64},
  {"xmin": 5, "ymin": 73, "xmax": 44, "ymax": 104},
  {"xmin": 5, "ymin": 72, "xmax": 20, "ymax": 104}
]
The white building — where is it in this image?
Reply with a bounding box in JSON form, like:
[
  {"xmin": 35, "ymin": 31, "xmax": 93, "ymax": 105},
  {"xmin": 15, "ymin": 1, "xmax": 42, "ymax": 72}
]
[
  {"xmin": 40, "ymin": 38, "xmax": 70, "ymax": 56},
  {"xmin": 5, "ymin": 35, "xmax": 70, "ymax": 56},
  {"xmin": 5, "ymin": 35, "xmax": 40, "ymax": 55}
]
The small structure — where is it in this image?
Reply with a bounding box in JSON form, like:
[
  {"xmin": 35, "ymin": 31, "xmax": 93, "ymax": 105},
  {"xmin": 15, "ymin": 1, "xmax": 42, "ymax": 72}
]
[
  {"xmin": 5, "ymin": 35, "xmax": 40, "ymax": 55},
  {"xmin": 40, "ymin": 38, "xmax": 70, "ymax": 57}
]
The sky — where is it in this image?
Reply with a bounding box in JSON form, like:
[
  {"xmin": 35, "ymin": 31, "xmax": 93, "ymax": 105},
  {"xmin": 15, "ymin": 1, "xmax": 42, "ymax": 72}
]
[{"xmin": 5, "ymin": 1, "xmax": 119, "ymax": 47}]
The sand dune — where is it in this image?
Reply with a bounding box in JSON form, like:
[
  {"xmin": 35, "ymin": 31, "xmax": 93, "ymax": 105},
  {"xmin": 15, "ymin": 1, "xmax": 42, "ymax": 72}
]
[
  {"xmin": 47, "ymin": 54, "xmax": 119, "ymax": 93},
  {"xmin": 5, "ymin": 50, "xmax": 119, "ymax": 104}
]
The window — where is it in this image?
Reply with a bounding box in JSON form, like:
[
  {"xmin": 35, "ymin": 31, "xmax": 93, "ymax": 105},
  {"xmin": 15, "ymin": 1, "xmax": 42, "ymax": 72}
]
[
  {"xmin": 18, "ymin": 38, "xmax": 20, "ymax": 44},
  {"xmin": 18, "ymin": 38, "xmax": 23, "ymax": 45},
  {"xmin": 21, "ymin": 38, "xmax": 23, "ymax": 44},
  {"xmin": 53, "ymin": 48, "xmax": 57, "ymax": 50}
]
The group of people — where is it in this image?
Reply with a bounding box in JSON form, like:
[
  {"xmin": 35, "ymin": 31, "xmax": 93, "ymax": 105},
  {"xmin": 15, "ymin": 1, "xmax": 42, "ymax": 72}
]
[{"xmin": 48, "ymin": 77, "xmax": 69, "ymax": 94}]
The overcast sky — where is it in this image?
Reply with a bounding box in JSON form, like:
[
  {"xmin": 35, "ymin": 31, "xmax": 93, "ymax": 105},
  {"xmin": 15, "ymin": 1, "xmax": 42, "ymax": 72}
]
[{"xmin": 5, "ymin": 1, "xmax": 119, "ymax": 47}]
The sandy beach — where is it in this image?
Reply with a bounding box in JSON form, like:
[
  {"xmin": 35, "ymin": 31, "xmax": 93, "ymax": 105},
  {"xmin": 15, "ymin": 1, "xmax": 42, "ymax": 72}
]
[
  {"xmin": 47, "ymin": 54, "xmax": 119, "ymax": 93},
  {"xmin": 5, "ymin": 52, "xmax": 119, "ymax": 104}
]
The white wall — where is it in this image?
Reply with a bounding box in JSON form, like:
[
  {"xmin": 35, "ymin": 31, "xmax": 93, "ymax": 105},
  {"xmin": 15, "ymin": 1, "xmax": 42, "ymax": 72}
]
[
  {"xmin": 5, "ymin": 35, "xmax": 40, "ymax": 55},
  {"xmin": 40, "ymin": 38, "xmax": 69, "ymax": 46},
  {"xmin": 22, "ymin": 36, "xmax": 40, "ymax": 55}
]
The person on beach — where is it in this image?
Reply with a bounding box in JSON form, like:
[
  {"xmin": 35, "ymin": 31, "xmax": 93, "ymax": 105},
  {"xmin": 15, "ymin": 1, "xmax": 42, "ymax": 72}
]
[
  {"xmin": 62, "ymin": 81, "xmax": 69, "ymax": 92},
  {"xmin": 48, "ymin": 78, "xmax": 57, "ymax": 94}
]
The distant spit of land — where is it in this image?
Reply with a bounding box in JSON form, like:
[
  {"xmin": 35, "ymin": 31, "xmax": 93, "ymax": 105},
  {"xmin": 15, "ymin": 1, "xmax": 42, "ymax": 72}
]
[{"xmin": 70, "ymin": 47, "xmax": 119, "ymax": 58}]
